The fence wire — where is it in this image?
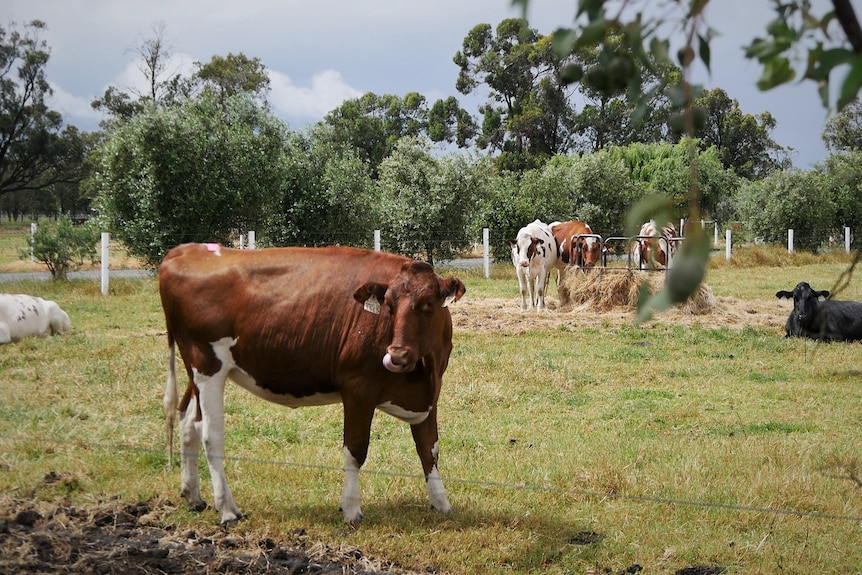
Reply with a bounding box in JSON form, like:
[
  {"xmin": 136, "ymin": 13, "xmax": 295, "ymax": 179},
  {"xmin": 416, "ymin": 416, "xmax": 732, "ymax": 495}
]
[{"xmin": 6, "ymin": 434, "xmax": 861, "ymax": 525}]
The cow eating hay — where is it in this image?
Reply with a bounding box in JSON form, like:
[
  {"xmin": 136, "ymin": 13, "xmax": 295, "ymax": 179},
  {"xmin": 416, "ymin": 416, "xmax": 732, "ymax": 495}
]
[{"xmin": 560, "ymin": 269, "xmax": 715, "ymax": 314}]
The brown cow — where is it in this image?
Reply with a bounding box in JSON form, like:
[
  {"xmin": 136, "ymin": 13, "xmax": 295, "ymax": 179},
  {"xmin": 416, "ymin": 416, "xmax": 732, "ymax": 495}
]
[
  {"xmin": 550, "ymin": 220, "xmax": 601, "ymax": 303},
  {"xmin": 159, "ymin": 243, "xmax": 465, "ymax": 524}
]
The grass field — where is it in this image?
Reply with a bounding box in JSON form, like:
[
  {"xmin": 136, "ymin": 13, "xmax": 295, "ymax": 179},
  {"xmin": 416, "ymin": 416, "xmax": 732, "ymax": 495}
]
[{"xmin": 1, "ymin": 223, "xmax": 861, "ymax": 574}]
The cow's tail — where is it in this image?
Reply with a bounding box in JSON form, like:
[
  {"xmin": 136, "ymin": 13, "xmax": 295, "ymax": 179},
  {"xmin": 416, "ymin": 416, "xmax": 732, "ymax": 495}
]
[{"xmin": 163, "ymin": 333, "xmax": 178, "ymax": 469}]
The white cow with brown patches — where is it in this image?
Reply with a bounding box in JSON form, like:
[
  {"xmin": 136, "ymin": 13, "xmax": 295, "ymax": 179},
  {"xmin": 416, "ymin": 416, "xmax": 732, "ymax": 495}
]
[
  {"xmin": 0, "ymin": 294, "xmax": 71, "ymax": 344},
  {"xmin": 507, "ymin": 219, "xmax": 558, "ymax": 310}
]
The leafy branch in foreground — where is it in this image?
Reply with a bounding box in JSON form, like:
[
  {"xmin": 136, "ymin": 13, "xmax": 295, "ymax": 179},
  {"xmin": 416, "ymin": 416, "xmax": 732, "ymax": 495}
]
[{"xmin": 513, "ymin": 0, "xmax": 862, "ymax": 318}]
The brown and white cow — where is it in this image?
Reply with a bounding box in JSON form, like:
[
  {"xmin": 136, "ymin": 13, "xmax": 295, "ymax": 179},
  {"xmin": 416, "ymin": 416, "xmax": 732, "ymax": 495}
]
[
  {"xmin": 506, "ymin": 219, "xmax": 557, "ymax": 310},
  {"xmin": 159, "ymin": 243, "xmax": 465, "ymax": 524},
  {"xmin": 0, "ymin": 294, "xmax": 71, "ymax": 344},
  {"xmin": 551, "ymin": 220, "xmax": 600, "ymax": 273},
  {"xmin": 631, "ymin": 220, "xmax": 679, "ymax": 270}
]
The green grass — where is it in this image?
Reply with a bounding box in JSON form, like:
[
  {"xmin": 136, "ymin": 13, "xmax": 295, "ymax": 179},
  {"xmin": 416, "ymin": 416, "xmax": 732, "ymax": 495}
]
[{"xmin": 2, "ymin": 247, "xmax": 862, "ymax": 573}]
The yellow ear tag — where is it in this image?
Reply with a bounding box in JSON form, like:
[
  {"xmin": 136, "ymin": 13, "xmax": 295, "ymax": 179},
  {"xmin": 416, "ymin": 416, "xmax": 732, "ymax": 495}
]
[{"xmin": 364, "ymin": 297, "xmax": 381, "ymax": 314}]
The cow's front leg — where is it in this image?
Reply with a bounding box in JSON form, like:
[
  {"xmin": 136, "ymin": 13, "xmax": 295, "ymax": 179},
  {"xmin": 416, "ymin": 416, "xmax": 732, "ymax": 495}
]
[
  {"xmin": 411, "ymin": 407, "xmax": 453, "ymax": 515},
  {"xmin": 341, "ymin": 403, "xmax": 375, "ymax": 523},
  {"xmin": 516, "ymin": 268, "xmax": 530, "ymax": 310}
]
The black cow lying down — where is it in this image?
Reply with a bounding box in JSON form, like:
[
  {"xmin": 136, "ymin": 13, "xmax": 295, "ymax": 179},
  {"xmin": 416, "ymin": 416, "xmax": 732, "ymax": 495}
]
[{"xmin": 776, "ymin": 281, "xmax": 862, "ymax": 341}]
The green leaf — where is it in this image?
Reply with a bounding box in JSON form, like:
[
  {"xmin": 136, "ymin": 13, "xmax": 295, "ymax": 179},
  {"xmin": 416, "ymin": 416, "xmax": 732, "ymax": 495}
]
[
  {"xmin": 636, "ymin": 226, "xmax": 709, "ymax": 323},
  {"xmin": 698, "ymin": 33, "xmax": 711, "ymax": 74},
  {"xmin": 756, "ymin": 57, "xmax": 795, "ymax": 90},
  {"xmin": 552, "ymin": 28, "xmax": 578, "ymax": 56},
  {"xmin": 649, "ymin": 37, "xmax": 671, "ymax": 66},
  {"xmin": 626, "ymin": 195, "xmax": 675, "ymax": 236},
  {"xmin": 838, "ymin": 55, "xmax": 862, "ymax": 111},
  {"xmin": 576, "ymin": 20, "xmax": 608, "ymax": 48}
]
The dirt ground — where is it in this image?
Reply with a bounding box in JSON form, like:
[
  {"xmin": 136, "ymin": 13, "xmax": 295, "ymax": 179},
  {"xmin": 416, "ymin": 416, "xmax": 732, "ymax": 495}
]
[
  {"xmin": 0, "ymin": 287, "xmax": 783, "ymax": 575},
  {"xmin": 0, "ymin": 494, "xmax": 425, "ymax": 574}
]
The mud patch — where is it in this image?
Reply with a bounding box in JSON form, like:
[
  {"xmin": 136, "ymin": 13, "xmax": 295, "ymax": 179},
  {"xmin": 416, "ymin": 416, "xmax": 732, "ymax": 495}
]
[{"xmin": 0, "ymin": 495, "xmax": 423, "ymax": 574}]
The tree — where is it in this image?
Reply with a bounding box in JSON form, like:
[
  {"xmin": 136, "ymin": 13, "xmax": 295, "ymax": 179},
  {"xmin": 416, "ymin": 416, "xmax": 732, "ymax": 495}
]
[
  {"xmin": 92, "ymin": 22, "xmax": 178, "ymax": 124},
  {"xmin": 524, "ymin": 0, "xmax": 862, "ymax": 318},
  {"xmin": 816, "ymin": 151, "xmax": 862, "ymax": 233},
  {"xmin": 572, "ymin": 37, "xmax": 682, "ymax": 153},
  {"xmin": 194, "ymin": 52, "xmax": 270, "ymax": 106},
  {"xmin": 90, "ymin": 93, "xmax": 289, "ymax": 265},
  {"xmin": 690, "ymin": 88, "xmax": 787, "ymax": 179},
  {"xmin": 273, "ymin": 125, "xmax": 377, "ymax": 248},
  {"xmin": 454, "ymin": 18, "xmax": 578, "ymax": 170},
  {"xmin": 323, "ymin": 92, "xmax": 451, "ymax": 179},
  {"xmin": 376, "ymin": 138, "xmax": 474, "ymax": 265},
  {"xmin": 0, "ymin": 20, "xmax": 87, "ymax": 200},
  {"xmin": 822, "ymin": 98, "xmax": 862, "ymax": 151},
  {"xmin": 735, "ymin": 169, "xmax": 834, "ymax": 251}
]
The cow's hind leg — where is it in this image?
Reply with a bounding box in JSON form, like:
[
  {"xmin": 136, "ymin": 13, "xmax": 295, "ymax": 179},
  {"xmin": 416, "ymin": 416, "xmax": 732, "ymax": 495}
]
[
  {"xmin": 195, "ymin": 364, "xmax": 243, "ymax": 524},
  {"xmin": 178, "ymin": 393, "xmax": 206, "ymax": 512},
  {"xmin": 411, "ymin": 408, "xmax": 453, "ymax": 515}
]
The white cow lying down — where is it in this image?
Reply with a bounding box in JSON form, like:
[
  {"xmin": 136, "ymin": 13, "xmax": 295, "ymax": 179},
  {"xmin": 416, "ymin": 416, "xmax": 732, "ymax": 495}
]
[{"xmin": 0, "ymin": 294, "xmax": 71, "ymax": 344}]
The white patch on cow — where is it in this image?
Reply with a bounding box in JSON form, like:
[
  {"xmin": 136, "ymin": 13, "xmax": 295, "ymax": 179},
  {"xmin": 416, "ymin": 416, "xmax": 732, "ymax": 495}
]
[
  {"xmin": 426, "ymin": 443, "xmax": 452, "ymax": 514},
  {"xmin": 341, "ymin": 446, "xmax": 363, "ymax": 523},
  {"xmin": 376, "ymin": 401, "xmax": 431, "ymax": 424},
  {"xmin": 228, "ymin": 365, "xmax": 342, "ymax": 407},
  {"xmin": 193, "ymin": 338, "xmax": 243, "ymax": 523}
]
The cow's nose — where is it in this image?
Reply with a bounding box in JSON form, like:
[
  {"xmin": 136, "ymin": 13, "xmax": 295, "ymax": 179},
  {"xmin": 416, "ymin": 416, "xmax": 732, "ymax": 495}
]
[
  {"xmin": 383, "ymin": 346, "xmax": 415, "ymax": 373},
  {"xmin": 519, "ymin": 260, "xmax": 529, "ymax": 267}
]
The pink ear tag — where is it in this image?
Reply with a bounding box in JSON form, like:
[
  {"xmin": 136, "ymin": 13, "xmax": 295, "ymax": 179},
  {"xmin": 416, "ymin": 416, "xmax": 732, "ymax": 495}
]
[{"xmin": 206, "ymin": 243, "xmax": 221, "ymax": 256}]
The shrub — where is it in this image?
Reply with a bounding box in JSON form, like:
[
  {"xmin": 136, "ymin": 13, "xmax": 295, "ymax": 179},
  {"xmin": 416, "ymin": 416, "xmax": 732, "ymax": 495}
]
[{"xmin": 20, "ymin": 216, "xmax": 100, "ymax": 279}]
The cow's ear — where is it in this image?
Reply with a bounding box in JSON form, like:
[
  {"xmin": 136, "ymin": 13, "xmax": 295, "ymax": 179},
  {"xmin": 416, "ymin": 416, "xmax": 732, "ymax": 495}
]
[
  {"xmin": 354, "ymin": 283, "xmax": 388, "ymax": 314},
  {"xmin": 506, "ymin": 239, "xmax": 516, "ymax": 246},
  {"xmin": 776, "ymin": 290, "xmax": 792, "ymax": 300},
  {"xmin": 817, "ymin": 290, "xmax": 830, "ymax": 301},
  {"xmin": 440, "ymin": 278, "xmax": 466, "ymax": 307}
]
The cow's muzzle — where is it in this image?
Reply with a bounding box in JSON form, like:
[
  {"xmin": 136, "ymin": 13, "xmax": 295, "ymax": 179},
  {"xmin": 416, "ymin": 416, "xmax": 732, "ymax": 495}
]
[{"xmin": 382, "ymin": 347, "xmax": 416, "ymax": 373}]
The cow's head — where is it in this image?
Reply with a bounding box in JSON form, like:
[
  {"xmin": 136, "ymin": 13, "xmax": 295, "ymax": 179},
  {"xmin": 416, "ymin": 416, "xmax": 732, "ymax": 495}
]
[
  {"xmin": 507, "ymin": 234, "xmax": 545, "ymax": 268},
  {"xmin": 776, "ymin": 282, "xmax": 829, "ymax": 327},
  {"xmin": 572, "ymin": 235, "xmax": 601, "ymax": 269},
  {"xmin": 353, "ymin": 261, "xmax": 465, "ymax": 373},
  {"xmin": 632, "ymin": 222, "xmax": 672, "ymax": 269}
]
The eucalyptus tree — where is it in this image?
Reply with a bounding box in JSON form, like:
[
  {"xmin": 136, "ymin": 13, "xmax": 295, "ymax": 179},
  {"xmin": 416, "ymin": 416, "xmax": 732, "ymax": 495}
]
[
  {"xmin": 454, "ymin": 18, "xmax": 578, "ymax": 171},
  {"xmin": 0, "ymin": 20, "xmax": 89, "ymax": 201},
  {"xmin": 822, "ymin": 98, "xmax": 862, "ymax": 152},
  {"xmin": 691, "ymin": 88, "xmax": 787, "ymax": 179}
]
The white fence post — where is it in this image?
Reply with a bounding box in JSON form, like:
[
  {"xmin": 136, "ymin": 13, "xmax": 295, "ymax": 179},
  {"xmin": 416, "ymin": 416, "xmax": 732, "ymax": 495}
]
[
  {"xmin": 30, "ymin": 222, "xmax": 37, "ymax": 262},
  {"xmin": 713, "ymin": 222, "xmax": 719, "ymax": 246},
  {"xmin": 100, "ymin": 233, "xmax": 110, "ymax": 295},
  {"xmin": 846, "ymin": 226, "xmax": 851, "ymax": 254},
  {"xmin": 788, "ymin": 229, "xmax": 794, "ymax": 253},
  {"xmin": 247, "ymin": 231, "xmax": 255, "ymax": 250},
  {"xmin": 374, "ymin": 230, "xmax": 381, "ymax": 252},
  {"xmin": 725, "ymin": 229, "xmax": 732, "ymax": 261},
  {"xmin": 483, "ymin": 227, "xmax": 490, "ymax": 279}
]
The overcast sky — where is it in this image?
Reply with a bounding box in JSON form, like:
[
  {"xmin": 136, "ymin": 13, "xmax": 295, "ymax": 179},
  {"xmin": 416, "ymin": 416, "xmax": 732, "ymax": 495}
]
[{"xmin": 5, "ymin": 0, "xmax": 843, "ymax": 168}]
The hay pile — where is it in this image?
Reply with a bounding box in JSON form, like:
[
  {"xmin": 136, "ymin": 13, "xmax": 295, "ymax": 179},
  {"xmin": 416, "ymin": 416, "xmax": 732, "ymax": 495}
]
[{"xmin": 560, "ymin": 268, "xmax": 715, "ymax": 314}]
